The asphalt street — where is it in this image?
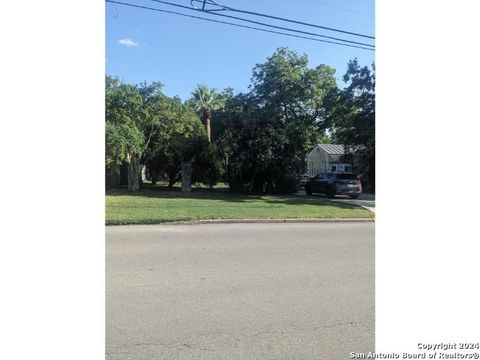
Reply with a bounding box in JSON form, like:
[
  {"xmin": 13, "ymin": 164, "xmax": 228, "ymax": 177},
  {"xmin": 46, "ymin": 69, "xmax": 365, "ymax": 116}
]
[{"xmin": 106, "ymin": 222, "xmax": 375, "ymax": 359}]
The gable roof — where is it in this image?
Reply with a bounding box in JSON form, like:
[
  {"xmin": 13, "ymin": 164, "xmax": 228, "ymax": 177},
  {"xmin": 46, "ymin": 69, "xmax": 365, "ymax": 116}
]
[{"xmin": 316, "ymin": 144, "xmax": 346, "ymax": 155}]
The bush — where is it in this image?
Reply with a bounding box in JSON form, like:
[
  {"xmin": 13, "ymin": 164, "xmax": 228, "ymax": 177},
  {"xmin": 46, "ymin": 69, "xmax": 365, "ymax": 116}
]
[
  {"xmin": 192, "ymin": 146, "xmax": 222, "ymax": 188},
  {"xmin": 225, "ymin": 165, "xmax": 299, "ymax": 194},
  {"xmin": 273, "ymin": 173, "xmax": 299, "ymax": 194}
]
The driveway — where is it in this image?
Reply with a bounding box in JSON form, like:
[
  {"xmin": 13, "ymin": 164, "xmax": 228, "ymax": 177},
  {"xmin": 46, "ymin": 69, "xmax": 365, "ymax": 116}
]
[
  {"xmin": 106, "ymin": 223, "xmax": 374, "ymax": 359},
  {"xmin": 295, "ymin": 190, "xmax": 375, "ymax": 212}
]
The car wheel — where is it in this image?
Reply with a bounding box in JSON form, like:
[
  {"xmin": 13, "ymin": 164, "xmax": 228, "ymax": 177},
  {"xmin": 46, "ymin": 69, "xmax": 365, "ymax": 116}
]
[{"xmin": 349, "ymin": 194, "xmax": 359, "ymax": 199}]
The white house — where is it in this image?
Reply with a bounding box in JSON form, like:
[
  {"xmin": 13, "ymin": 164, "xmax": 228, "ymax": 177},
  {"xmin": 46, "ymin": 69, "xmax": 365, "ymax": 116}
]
[{"xmin": 306, "ymin": 144, "xmax": 354, "ymax": 177}]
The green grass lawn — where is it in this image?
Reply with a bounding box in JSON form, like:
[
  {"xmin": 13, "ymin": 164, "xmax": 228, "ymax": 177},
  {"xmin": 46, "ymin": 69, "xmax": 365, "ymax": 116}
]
[{"xmin": 106, "ymin": 187, "xmax": 374, "ymax": 225}]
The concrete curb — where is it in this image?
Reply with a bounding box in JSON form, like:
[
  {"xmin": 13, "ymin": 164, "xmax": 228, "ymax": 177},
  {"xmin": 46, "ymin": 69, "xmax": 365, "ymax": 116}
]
[{"xmin": 107, "ymin": 218, "xmax": 375, "ymax": 226}]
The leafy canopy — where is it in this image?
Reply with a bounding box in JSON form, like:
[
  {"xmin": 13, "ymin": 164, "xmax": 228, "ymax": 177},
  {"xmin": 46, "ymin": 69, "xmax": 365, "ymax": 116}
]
[
  {"xmin": 211, "ymin": 47, "xmax": 338, "ymax": 193},
  {"xmin": 188, "ymin": 84, "xmax": 225, "ymax": 116}
]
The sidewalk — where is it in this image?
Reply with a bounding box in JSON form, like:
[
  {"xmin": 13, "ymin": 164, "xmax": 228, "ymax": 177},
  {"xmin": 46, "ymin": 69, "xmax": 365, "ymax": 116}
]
[{"xmin": 294, "ymin": 190, "xmax": 376, "ymax": 212}]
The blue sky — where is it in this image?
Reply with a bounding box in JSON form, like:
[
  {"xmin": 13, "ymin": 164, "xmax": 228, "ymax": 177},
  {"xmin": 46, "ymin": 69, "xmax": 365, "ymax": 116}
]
[{"xmin": 106, "ymin": 0, "xmax": 375, "ymax": 101}]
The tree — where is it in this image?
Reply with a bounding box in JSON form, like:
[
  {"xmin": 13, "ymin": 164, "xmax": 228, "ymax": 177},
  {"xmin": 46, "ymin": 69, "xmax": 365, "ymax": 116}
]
[
  {"xmin": 145, "ymin": 97, "xmax": 208, "ymax": 187},
  {"xmin": 211, "ymin": 48, "xmax": 338, "ymax": 193},
  {"xmin": 250, "ymin": 47, "xmax": 337, "ymax": 178},
  {"xmin": 191, "ymin": 145, "xmax": 222, "ymax": 188},
  {"xmin": 105, "ymin": 76, "xmax": 165, "ymax": 192},
  {"xmin": 188, "ymin": 85, "xmax": 225, "ymax": 142},
  {"xmin": 325, "ymin": 59, "xmax": 375, "ymax": 191},
  {"xmin": 251, "ymin": 48, "xmax": 336, "ymax": 132}
]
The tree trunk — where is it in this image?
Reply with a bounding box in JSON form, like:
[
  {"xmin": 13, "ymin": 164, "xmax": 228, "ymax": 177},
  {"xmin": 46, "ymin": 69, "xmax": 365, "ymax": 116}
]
[
  {"xmin": 127, "ymin": 156, "xmax": 141, "ymax": 192},
  {"xmin": 204, "ymin": 113, "xmax": 212, "ymax": 142},
  {"xmin": 181, "ymin": 162, "xmax": 192, "ymax": 192},
  {"xmin": 248, "ymin": 169, "xmax": 258, "ymax": 194},
  {"xmin": 168, "ymin": 171, "xmax": 177, "ymax": 188},
  {"xmin": 206, "ymin": 117, "xmax": 211, "ymax": 142}
]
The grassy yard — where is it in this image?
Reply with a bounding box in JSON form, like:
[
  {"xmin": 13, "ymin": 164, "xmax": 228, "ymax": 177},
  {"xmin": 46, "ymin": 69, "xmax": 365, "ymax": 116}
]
[{"xmin": 106, "ymin": 187, "xmax": 374, "ymax": 225}]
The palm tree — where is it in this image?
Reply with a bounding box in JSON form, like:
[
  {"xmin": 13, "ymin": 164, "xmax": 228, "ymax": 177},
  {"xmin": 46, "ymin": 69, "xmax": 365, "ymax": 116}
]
[{"xmin": 189, "ymin": 85, "xmax": 225, "ymax": 142}]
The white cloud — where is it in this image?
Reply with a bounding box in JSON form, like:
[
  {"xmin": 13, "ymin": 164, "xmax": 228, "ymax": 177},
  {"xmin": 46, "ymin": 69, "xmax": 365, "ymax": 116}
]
[{"xmin": 118, "ymin": 38, "xmax": 138, "ymax": 47}]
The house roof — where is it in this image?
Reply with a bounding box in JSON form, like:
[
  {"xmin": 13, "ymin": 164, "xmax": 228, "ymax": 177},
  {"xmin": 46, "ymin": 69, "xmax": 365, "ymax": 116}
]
[{"xmin": 316, "ymin": 144, "xmax": 346, "ymax": 155}]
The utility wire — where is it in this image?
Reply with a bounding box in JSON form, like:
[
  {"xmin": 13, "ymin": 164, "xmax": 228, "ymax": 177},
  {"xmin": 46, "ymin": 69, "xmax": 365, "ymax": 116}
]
[
  {"xmin": 224, "ymin": 6, "xmax": 375, "ymax": 39},
  {"xmin": 106, "ymin": 0, "xmax": 374, "ymax": 51},
  {"xmin": 149, "ymin": 0, "xmax": 374, "ymax": 40},
  {"xmin": 307, "ymin": 0, "xmax": 374, "ymax": 19},
  {"xmin": 144, "ymin": 0, "xmax": 374, "ymax": 47}
]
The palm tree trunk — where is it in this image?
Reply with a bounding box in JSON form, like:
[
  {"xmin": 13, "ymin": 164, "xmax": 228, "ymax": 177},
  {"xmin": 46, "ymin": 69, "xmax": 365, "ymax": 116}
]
[{"xmin": 205, "ymin": 115, "xmax": 211, "ymax": 142}]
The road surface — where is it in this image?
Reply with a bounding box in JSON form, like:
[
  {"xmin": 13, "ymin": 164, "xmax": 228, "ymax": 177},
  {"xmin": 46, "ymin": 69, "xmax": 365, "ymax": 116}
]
[{"xmin": 106, "ymin": 222, "xmax": 374, "ymax": 359}]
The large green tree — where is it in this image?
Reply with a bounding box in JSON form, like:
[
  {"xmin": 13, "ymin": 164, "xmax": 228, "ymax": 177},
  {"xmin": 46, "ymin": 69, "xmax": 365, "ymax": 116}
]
[
  {"xmin": 145, "ymin": 97, "xmax": 208, "ymax": 187},
  {"xmin": 188, "ymin": 85, "xmax": 225, "ymax": 142},
  {"xmin": 251, "ymin": 47, "xmax": 337, "ymax": 179},
  {"xmin": 325, "ymin": 59, "xmax": 375, "ymax": 191},
  {"xmin": 212, "ymin": 48, "xmax": 337, "ymax": 193},
  {"xmin": 105, "ymin": 76, "xmax": 165, "ymax": 191}
]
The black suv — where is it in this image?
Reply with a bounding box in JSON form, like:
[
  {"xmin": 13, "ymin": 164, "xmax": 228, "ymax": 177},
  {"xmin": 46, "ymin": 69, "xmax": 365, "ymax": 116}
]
[{"xmin": 304, "ymin": 173, "xmax": 362, "ymax": 199}]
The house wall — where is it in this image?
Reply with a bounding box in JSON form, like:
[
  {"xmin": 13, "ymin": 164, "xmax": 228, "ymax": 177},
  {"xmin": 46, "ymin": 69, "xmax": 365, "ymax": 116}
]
[
  {"xmin": 306, "ymin": 147, "xmax": 354, "ymax": 176},
  {"xmin": 306, "ymin": 147, "xmax": 329, "ymax": 177},
  {"xmin": 329, "ymin": 154, "xmax": 342, "ymax": 163},
  {"xmin": 328, "ymin": 154, "xmax": 352, "ymax": 173}
]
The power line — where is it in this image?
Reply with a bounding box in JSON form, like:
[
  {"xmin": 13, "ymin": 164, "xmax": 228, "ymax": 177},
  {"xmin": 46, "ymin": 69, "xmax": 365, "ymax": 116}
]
[
  {"xmin": 179, "ymin": 0, "xmax": 374, "ymax": 39},
  {"xmin": 144, "ymin": 0, "xmax": 375, "ymax": 46},
  {"xmin": 222, "ymin": 3, "xmax": 375, "ymax": 39},
  {"xmin": 106, "ymin": 0, "xmax": 374, "ymax": 51},
  {"xmin": 307, "ymin": 0, "xmax": 374, "ymax": 19}
]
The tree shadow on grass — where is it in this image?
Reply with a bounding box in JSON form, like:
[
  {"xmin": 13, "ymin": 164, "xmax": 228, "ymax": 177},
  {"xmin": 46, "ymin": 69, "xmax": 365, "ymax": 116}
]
[
  {"xmin": 106, "ymin": 186, "xmax": 364, "ymax": 210},
  {"xmin": 259, "ymin": 196, "xmax": 362, "ymax": 209}
]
